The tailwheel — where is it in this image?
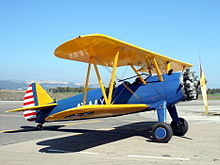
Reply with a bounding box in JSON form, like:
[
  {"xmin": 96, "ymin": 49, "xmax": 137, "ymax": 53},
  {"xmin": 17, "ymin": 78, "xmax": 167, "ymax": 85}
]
[
  {"xmin": 36, "ymin": 123, "xmax": 43, "ymax": 130},
  {"xmin": 152, "ymin": 123, "xmax": 173, "ymax": 143},
  {"xmin": 171, "ymin": 118, "xmax": 188, "ymax": 136}
]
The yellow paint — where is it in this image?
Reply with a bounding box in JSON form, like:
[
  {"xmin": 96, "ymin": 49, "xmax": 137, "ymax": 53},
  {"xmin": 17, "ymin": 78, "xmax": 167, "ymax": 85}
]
[
  {"xmin": 152, "ymin": 58, "xmax": 164, "ymax": 82},
  {"xmin": 148, "ymin": 68, "xmax": 152, "ymax": 75},
  {"xmin": 6, "ymin": 103, "xmax": 58, "ymax": 112},
  {"xmin": 108, "ymin": 51, "xmax": 119, "ymax": 104},
  {"xmin": 166, "ymin": 61, "xmax": 171, "ymax": 73},
  {"xmin": 93, "ymin": 64, "xmax": 108, "ymax": 104},
  {"xmin": 0, "ymin": 129, "xmax": 20, "ymax": 133},
  {"xmin": 54, "ymin": 34, "xmax": 192, "ymax": 73},
  {"xmin": 45, "ymin": 104, "xmax": 149, "ymax": 122},
  {"xmin": 62, "ymin": 120, "xmax": 101, "ymax": 126},
  {"xmin": 200, "ymin": 64, "xmax": 209, "ymax": 115},
  {"xmin": 182, "ymin": 66, "xmax": 186, "ymax": 71},
  {"xmin": 82, "ymin": 63, "xmax": 91, "ymax": 105},
  {"xmin": 130, "ymin": 65, "xmax": 146, "ymax": 85},
  {"xmin": 35, "ymin": 83, "xmax": 54, "ymax": 105}
]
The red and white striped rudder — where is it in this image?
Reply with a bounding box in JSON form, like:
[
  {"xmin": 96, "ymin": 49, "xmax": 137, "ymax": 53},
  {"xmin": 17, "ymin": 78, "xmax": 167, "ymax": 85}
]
[{"xmin": 23, "ymin": 84, "xmax": 37, "ymax": 122}]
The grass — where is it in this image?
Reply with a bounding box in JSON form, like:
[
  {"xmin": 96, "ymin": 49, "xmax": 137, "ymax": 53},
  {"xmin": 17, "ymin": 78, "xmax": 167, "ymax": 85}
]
[
  {"xmin": 0, "ymin": 90, "xmax": 25, "ymax": 101},
  {"xmin": 48, "ymin": 92, "xmax": 81, "ymax": 101},
  {"xmin": 198, "ymin": 94, "xmax": 220, "ymax": 100},
  {"xmin": 207, "ymin": 94, "xmax": 220, "ymax": 100}
]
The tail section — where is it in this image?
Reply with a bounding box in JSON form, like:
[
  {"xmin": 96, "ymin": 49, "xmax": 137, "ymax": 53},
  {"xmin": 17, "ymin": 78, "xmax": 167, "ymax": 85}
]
[
  {"xmin": 6, "ymin": 83, "xmax": 57, "ymax": 114},
  {"xmin": 23, "ymin": 83, "xmax": 54, "ymax": 107},
  {"xmin": 23, "ymin": 84, "xmax": 37, "ymax": 121},
  {"xmin": 23, "ymin": 84, "xmax": 37, "ymax": 108},
  {"xmin": 23, "ymin": 83, "xmax": 54, "ymax": 122}
]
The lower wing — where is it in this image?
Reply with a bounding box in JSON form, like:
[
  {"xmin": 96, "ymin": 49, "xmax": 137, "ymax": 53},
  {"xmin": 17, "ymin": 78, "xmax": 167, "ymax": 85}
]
[{"xmin": 45, "ymin": 104, "xmax": 149, "ymax": 121}]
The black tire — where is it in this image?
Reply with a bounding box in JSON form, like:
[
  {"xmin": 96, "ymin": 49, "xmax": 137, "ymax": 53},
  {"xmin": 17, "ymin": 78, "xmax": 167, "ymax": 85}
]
[
  {"xmin": 152, "ymin": 123, "xmax": 173, "ymax": 143},
  {"xmin": 171, "ymin": 118, "xmax": 188, "ymax": 136},
  {"xmin": 36, "ymin": 123, "xmax": 43, "ymax": 130}
]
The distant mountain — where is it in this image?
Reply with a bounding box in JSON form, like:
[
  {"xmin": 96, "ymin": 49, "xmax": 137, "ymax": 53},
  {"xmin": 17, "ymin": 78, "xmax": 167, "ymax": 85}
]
[{"xmin": 0, "ymin": 80, "xmax": 85, "ymax": 90}]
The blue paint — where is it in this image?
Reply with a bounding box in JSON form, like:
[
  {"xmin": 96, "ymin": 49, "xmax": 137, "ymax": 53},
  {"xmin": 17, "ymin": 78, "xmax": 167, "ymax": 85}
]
[
  {"xmin": 31, "ymin": 83, "xmax": 39, "ymax": 106},
  {"xmin": 155, "ymin": 127, "xmax": 166, "ymax": 139},
  {"xmin": 38, "ymin": 72, "xmax": 186, "ymax": 122},
  {"xmin": 156, "ymin": 101, "xmax": 167, "ymax": 122},
  {"xmin": 112, "ymin": 73, "xmax": 184, "ymax": 106},
  {"xmin": 49, "ymin": 89, "xmax": 104, "ymax": 116}
]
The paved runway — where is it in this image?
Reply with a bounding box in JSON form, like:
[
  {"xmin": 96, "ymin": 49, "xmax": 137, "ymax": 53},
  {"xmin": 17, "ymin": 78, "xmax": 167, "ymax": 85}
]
[{"xmin": 0, "ymin": 100, "xmax": 220, "ymax": 165}]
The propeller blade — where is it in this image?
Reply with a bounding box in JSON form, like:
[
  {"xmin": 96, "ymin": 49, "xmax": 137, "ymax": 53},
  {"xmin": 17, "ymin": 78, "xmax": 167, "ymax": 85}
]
[{"xmin": 200, "ymin": 64, "xmax": 208, "ymax": 115}]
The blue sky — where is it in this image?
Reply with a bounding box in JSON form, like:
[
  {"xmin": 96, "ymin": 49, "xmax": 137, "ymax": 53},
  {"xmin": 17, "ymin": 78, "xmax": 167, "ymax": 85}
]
[{"xmin": 0, "ymin": 0, "xmax": 219, "ymax": 88}]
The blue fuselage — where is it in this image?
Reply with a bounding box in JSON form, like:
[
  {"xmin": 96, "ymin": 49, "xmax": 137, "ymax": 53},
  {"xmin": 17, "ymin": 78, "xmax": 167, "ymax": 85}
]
[{"xmin": 37, "ymin": 72, "xmax": 185, "ymax": 123}]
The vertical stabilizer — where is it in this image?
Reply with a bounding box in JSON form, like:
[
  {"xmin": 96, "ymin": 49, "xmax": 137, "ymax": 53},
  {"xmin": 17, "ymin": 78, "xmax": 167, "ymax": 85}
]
[{"xmin": 23, "ymin": 83, "xmax": 53, "ymax": 121}]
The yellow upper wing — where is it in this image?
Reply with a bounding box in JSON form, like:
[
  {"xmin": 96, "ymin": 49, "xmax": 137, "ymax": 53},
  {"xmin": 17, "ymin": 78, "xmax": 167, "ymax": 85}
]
[{"xmin": 54, "ymin": 34, "xmax": 192, "ymax": 73}]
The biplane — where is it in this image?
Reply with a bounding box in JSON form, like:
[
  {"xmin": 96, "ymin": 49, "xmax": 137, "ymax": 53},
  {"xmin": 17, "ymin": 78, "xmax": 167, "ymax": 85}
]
[{"xmin": 7, "ymin": 34, "xmax": 200, "ymax": 143}]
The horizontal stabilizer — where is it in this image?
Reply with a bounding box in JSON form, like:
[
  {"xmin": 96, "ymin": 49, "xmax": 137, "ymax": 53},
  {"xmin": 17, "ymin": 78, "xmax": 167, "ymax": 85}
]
[
  {"xmin": 6, "ymin": 103, "xmax": 58, "ymax": 112},
  {"xmin": 46, "ymin": 104, "xmax": 149, "ymax": 121}
]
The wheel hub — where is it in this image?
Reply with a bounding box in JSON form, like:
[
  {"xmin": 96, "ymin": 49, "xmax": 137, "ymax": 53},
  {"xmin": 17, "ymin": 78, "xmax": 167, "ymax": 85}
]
[
  {"xmin": 174, "ymin": 121, "xmax": 184, "ymax": 132},
  {"xmin": 155, "ymin": 127, "xmax": 167, "ymax": 139}
]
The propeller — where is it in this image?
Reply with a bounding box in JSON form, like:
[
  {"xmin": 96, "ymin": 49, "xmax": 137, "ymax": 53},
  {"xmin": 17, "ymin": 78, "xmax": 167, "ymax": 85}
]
[
  {"xmin": 200, "ymin": 64, "xmax": 209, "ymax": 115},
  {"xmin": 181, "ymin": 65, "xmax": 208, "ymax": 115}
]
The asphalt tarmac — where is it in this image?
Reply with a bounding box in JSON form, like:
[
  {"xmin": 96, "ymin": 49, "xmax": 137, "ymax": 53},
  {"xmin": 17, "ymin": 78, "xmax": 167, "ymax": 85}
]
[{"xmin": 0, "ymin": 100, "xmax": 220, "ymax": 165}]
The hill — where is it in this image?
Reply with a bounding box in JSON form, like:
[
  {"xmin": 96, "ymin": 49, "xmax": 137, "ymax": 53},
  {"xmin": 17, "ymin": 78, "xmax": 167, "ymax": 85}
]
[{"xmin": 0, "ymin": 80, "xmax": 82, "ymax": 90}]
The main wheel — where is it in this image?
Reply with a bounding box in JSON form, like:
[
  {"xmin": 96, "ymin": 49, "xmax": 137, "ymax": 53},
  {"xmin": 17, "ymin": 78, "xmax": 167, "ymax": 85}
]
[
  {"xmin": 152, "ymin": 123, "xmax": 173, "ymax": 143},
  {"xmin": 171, "ymin": 118, "xmax": 188, "ymax": 136}
]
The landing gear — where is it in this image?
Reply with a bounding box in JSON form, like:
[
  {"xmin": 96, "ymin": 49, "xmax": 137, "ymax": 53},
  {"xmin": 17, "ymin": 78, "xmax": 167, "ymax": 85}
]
[
  {"xmin": 171, "ymin": 118, "xmax": 188, "ymax": 136},
  {"xmin": 167, "ymin": 104, "xmax": 189, "ymax": 136},
  {"xmin": 152, "ymin": 123, "xmax": 173, "ymax": 143},
  {"xmin": 36, "ymin": 123, "xmax": 43, "ymax": 130},
  {"xmin": 150, "ymin": 102, "xmax": 188, "ymax": 142},
  {"xmin": 151, "ymin": 101, "xmax": 173, "ymax": 143}
]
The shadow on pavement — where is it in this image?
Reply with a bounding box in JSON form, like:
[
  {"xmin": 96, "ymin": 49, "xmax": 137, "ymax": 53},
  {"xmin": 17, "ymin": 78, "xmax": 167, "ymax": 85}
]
[
  {"xmin": 4, "ymin": 121, "xmax": 192, "ymax": 153},
  {"xmin": 36, "ymin": 121, "xmax": 156, "ymax": 153}
]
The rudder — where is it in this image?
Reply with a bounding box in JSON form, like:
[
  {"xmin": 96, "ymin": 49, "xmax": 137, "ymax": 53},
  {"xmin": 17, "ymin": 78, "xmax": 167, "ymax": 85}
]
[{"xmin": 23, "ymin": 83, "xmax": 53, "ymax": 122}]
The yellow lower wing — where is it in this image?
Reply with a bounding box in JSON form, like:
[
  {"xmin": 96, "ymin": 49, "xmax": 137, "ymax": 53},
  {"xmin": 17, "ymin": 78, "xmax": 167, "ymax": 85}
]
[
  {"xmin": 6, "ymin": 103, "xmax": 58, "ymax": 112},
  {"xmin": 45, "ymin": 104, "xmax": 149, "ymax": 121}
]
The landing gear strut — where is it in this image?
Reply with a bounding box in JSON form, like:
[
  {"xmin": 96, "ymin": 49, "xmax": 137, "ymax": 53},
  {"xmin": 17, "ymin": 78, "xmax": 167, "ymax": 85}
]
[
  {"xmin": 151, "ymin": 101, "xmax": 173, "ymax": 143},
  {"xmin": 151, "ymin": 102, "xmax": 189, "ymax": 142},
  {"xmin": 167, "ymin": 104, "xmax": 189, "ymax": 136}
]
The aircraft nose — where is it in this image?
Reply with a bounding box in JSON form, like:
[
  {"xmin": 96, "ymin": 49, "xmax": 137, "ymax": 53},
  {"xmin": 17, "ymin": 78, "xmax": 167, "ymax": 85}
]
[{"xmin": 181, "ymin": 69, "xmax": 199, "ymax": 100}]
